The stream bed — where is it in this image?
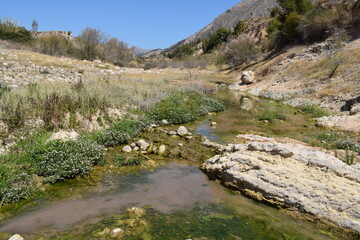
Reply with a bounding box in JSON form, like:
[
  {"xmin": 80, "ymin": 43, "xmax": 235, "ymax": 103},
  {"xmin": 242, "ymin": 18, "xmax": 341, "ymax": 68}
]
[{"xmin": 0, "ymin": 91, "xmax": 357, "ymax": 239}]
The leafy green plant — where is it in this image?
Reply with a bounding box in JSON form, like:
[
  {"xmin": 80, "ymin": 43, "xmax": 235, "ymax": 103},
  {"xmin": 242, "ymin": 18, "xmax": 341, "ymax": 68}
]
[
  {"xmin": 31, "ymin": 139, "xmax": 104, "ymax": 183},
  {"xmin": 0, "ymin": 164, "xmax": 34, "ymax": 205},
  {"xmin": 93, "ymin": 119, "xmax": 145, "ymax": 147}
]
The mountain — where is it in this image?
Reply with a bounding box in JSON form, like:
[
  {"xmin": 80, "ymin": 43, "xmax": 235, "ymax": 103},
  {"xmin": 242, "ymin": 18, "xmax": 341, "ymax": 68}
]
[
  {"xmin": 131, "ymin": 46, "xmax": 151, "ymax": 57},
  {"xmin": 181, "ymin": 0, "xmax": 277, "ymax": 45}
]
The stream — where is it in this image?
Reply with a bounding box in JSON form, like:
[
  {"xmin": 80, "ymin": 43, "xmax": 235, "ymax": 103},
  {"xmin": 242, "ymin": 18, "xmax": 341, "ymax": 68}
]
[{"xmin": 0, "ymin": 91, "xmax": 354, "ymax": 240}]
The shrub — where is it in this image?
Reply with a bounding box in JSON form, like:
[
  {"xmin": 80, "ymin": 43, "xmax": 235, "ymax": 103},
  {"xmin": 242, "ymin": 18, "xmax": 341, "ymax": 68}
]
[
  {"xmin": 33, "ymin": 35, "xmax": 72, "ymax": 56},
  {"xmin": 78, "ymin": 27, "xmax": 106, "ymax": 60},
  {"xmin": 202, "ymin": 28, "xmax": 231, "ymax": 53},
  {"xmin": 223, "ymin": 38, "xmax": 261, "ymax": 67},
  {"xmin": 100, "ymin": 38, "xmax": 134, "ymax": 66},
  {"xmin": 0, "ymin": 18, "xmax": 32, "ymax": 43},
  {"xmin": 0, "ymin": 98, "xmax": 26, "ymax": 130},
  {"xmin": 31, "ymin": 139, "xmax": 104, "ymax": 183},
  {"xmin": 299, "ymin": 105, "xmax": 328, "ymax": 118},
  {"xmin": 148, "ymin": 92, "xmax": 225, "ymax": 124},
  {"xmin": 316, "ymin": 133, "xmax": 342, "ymax": 143},
  {"xmin": 168, "ymin": 43, "xmax": 195, "ymax": 59},
  {"xmin": 297, "ymin": 7, "xmax": 341, "ymax": 42},
  {"xmin": 258, "ymin": 110, "xmax": 286, "ymax": 123},
  {"xmin": 94, "ymin": 119, "xmax": 146, "ymax": 147},
  {"xmin": 0, "ymin": 164, "xmax": 34, "ymax": 205},
  {"xmin": 233, "ymin": 20, "xmax": 246, "ymax": 36},
  {"xmin": 335, "ymin": 139, "xmax": 360, "ymax": 153}
]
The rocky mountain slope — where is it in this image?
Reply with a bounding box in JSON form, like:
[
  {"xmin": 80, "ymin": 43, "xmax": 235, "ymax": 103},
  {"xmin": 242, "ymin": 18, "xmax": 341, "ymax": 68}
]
[{"xmin": 181, "ymin": 0, "xmax": 277, "ymax": 45}]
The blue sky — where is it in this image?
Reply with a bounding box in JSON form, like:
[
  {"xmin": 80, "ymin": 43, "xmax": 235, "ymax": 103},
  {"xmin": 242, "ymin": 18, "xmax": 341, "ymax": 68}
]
[{"xmin": 1, "ymin": 0, "xmax": 241, "ymax": 49}]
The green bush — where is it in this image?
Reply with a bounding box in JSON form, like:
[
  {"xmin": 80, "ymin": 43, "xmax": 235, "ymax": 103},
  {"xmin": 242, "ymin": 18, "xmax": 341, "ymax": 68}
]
[
  {"xmin": 233, "ymin": 20, "xmax": 246, "ymax": 36},
  {"xmin": 202, "ymin": 28, "xmax": 231, "ymax": 53},
  {"xmin": 0, "ymin": 18, "xmax": 32, "ymax": 43},
  {"xmin": 93, "ymin": 119, "xmax": 146, "ymax": 147},
  {"xmin": 258, "ymin": 110, "xmax": 286, "ymax": 123},
  {"xmin": 31, "ymin": 139, "xmax": 104, "ymax": 183},
  {"xmin": 0, "ymin": 164, "xmax": 34, "ymax": 205},
  {"xmin": 168, "ymin": 43, "xmax": 195, "ymax": 59},
  {"xmin": 148, "ymin": 92, "xmax": 225, "ymax": 124},
  {"xmin": 299, "ymin": 105, "xmax": 328, "ymax": 118}
]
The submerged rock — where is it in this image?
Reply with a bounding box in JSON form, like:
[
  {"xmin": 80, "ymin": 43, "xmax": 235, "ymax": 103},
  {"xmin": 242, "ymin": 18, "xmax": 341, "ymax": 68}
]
[
  {"xmin": 201, "ymin": 137, "xmax": 360, "ymax": 232},
  {"xmin": 158, "ymin": 144, "xmax": 167, "ymax": 155},
  {"xmin": 240, "ymin": 97, "xmax": 253, "ymax": 111}
]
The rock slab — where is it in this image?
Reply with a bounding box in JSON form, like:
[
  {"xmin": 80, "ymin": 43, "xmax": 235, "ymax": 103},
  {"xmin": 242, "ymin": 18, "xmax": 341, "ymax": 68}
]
[{"xmin": 201, "ymin": 139, "xmax": 360, "ymax": 232}]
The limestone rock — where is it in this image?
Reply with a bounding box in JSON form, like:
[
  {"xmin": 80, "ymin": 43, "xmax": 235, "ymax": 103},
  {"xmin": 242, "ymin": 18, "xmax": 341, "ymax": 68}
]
[
  {"xmin": 8, "ymin": 234, "xmax": 24, "ymax": 240},
  {"xmin": 158, "ymin": 144, "xmax": 167, "ymax": 155},
  {"xmin": 350, "ymin": 104, "xmax": 360, "ymax": 115},
  {"xmin": 177, "ymin": 126, "xmax": 188, "ymax": 136},
  {"xmin": 201, "ymin": 138, "xmax": 360, "ymax": 232},
  {"xmin": 240, "ymin": 70, "xmax": 255, "ymax": 84},
  {"xmin": 109, "ymin": 228, "xmax": 124, "ymax": 238},
  {"xmin": 161, "ymin": 119, "xmax": 169, "ymax": 125},
  {"xmin": 47, "ymin": 130, "xmax": 79, "ymax": 142},
  {"xmin": 136, "ymin": 139, "xmax": 150, "ymax": 151},
  {"xmin": 122, "ymin": 145, "xmax": 132, "ymax": 153}
]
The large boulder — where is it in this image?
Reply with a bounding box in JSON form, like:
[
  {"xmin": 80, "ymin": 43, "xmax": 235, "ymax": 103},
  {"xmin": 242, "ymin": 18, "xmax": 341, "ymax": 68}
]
[{"xmin": 240, "ymin": 70, "xmax": 255, "ymax": 84}]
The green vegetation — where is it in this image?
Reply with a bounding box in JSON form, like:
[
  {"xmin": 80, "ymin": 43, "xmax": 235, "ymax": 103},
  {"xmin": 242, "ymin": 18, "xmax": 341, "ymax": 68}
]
[
  {"xmin": 202, "ymin": 28, "xmax": 232, "ymax": 53},
  {"xmin": 0, "ymin": 76, "xmax": 225, "ymax": 205},
  {"xmin": 92, "ymin": 119, "xmax": 145, "ymax": 147},
  {"xmin": 233, "ymin": 20, "xmax": 246, "ymax": 36},
  {"xmin": 299, "ymin": 105, "xmax": 328, "ymax": 118},
  {"xmin": 267, "ymin": 0, "xmax": 354, "ymax": 49},
  {"xmin": 0, "ymin": 18, "xmax": 32, "ymax": 43},
  {"xmin": 167, "ymin": 43, "xmax": 195, "ymax": 59},
  {"xmin": 148, "ymin": 92, "xmax": 225, "ymax": 124},
  {"xmin": 257, "ymin": 110, "xmax": 286, "ymax": 123},
  {"xmin": 31, "ymin": 139, "xmax": 104, "ymax": 183}
]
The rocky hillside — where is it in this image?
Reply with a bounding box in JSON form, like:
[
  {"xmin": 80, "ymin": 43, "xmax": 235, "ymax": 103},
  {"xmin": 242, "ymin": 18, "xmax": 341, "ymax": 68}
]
[{"xmin": 181, "ymin": 0, "xmax": 277, "ymax": 45}]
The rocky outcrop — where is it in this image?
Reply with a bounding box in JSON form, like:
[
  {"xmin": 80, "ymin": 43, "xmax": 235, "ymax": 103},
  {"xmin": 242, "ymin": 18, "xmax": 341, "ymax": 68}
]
[
  {"xmin": 201, "ymin": 137, "xmax": 360, "ymax": 232},
  {"xmin": 316, "ymin": 114, "xmax": 360, "ymax": 132}
]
